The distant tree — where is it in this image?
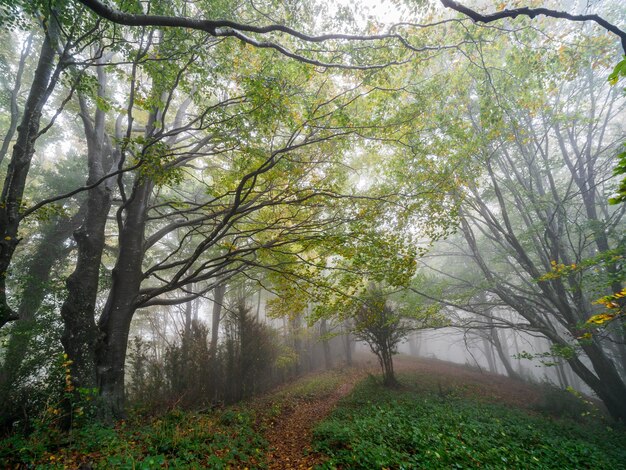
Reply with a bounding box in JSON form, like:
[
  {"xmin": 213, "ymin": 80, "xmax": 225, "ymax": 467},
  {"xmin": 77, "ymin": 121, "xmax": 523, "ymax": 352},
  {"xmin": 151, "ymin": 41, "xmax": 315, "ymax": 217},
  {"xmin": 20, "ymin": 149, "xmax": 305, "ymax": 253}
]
[
  {"xmin": 351, "ymin": 285, "xmax": 444, "ymax": 387},
  {"xmin": 351, "ymin": 288, "xmax": 406, "ymax": 386}
]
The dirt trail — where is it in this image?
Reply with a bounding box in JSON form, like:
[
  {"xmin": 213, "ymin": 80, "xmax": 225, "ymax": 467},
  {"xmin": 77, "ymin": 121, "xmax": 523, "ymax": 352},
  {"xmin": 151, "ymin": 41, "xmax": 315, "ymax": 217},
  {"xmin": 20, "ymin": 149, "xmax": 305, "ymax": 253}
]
[
  {"xmin": 263, "ymin": 368, "xmax": 368, "ymax": 470},
  {"xmin": 261, "ymin": 355, "xmax": 545, "ymax": 468}
]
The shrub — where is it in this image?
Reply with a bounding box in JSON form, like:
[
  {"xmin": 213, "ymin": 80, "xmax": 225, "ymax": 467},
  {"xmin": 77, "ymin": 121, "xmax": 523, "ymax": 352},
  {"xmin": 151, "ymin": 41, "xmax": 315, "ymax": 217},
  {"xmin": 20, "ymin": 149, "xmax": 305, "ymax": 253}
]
[{"xmin": 532, "ymin": 382, "xmax": 593, "ymax": 419}]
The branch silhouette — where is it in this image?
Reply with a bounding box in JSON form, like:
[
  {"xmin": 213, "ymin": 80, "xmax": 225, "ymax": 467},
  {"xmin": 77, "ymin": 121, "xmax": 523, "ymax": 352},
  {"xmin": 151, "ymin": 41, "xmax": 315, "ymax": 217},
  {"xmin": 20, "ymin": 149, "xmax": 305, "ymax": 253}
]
[{"xmin": 441, "ymin": 0, "xmax": 626, "ymax": 53}]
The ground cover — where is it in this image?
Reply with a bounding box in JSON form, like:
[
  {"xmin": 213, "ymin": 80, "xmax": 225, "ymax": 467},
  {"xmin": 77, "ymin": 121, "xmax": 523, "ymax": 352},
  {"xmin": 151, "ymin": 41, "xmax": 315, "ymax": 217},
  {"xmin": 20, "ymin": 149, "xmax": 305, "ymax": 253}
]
[
  {"xmin": 312, "ymin": 371, "xmax": 626, "ymax": 469},
  {"xmin": 1, "ymin": 405, "xmax": 266, "ymax": 468},
  {"xmin": 0, "ymin": 368, "xmax": 360, "ymax": 469},
  {"xmin": 3, "ymin": 357, "xmax": 625, "ymax": 469}
]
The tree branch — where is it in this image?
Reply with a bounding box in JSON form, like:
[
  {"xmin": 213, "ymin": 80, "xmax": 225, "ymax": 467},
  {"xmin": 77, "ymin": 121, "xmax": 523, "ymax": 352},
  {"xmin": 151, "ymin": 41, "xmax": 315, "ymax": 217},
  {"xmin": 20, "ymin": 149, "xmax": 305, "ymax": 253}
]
[
  {"xmin": 20, "ymin": 161, "xmax": 142, "ymax": 219},
  {"xmin": 440, "ymin": 0, "xmax": 626, "ymax": 53},
  {"xmin": 76, "ymin": 0, "xmax": 410, "ymax": 69}
]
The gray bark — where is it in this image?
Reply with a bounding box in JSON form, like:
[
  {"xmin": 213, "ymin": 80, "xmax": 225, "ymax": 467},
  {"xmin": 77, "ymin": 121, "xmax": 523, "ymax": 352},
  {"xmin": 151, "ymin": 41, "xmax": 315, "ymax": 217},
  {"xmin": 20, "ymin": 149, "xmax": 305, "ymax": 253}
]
[
  {"xmin": 60, "ymin": 62, "xmax": 118, "ymax": 394},
  {"xmin": 210, "ymin": 282, "xmax": 226, "ymax": 355},
  {"xmin": 0, "ymin": 18, "xmax": 63, "ymax": 327}
]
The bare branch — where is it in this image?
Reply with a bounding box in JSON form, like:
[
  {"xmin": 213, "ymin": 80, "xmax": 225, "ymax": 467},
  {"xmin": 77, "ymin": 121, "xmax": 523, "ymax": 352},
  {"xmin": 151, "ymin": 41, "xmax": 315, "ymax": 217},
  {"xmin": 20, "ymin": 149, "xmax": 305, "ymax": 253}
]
[
  {"xmin": 441, "ymin": 0, "xmax": 626, "ymax": 53},
  {"xmin": 76, "ymin": 0, "xmax": 413, "ymax": 69},
  {"xmin": 20, "ymin": 162, "xmax": 142, "ymax": 219}
]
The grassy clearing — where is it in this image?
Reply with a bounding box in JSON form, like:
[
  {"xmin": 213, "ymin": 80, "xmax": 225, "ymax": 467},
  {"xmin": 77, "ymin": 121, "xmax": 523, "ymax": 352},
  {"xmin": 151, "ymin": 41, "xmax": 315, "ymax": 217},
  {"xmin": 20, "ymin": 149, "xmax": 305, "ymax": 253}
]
[
  {"xmin": 312, "ymin": 373, "xmax": 626, "ymax": 469},
  {"xmin": 0, "ymin": 369, "xmax": 347, "ymax": 469}
]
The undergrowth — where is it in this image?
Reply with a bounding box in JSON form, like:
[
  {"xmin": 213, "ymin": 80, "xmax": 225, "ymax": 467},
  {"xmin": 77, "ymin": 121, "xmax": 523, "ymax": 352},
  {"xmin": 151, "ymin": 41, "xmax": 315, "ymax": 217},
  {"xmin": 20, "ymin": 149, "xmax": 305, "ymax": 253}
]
[
  {"xmin": 0, "ymin": 407, "xmax": 266, "ymax": 469},
  {"xmin": 0, "ymin": 368, "xmax": 346, "ymax": 468},
  {"xmin": 312, "ymin": 373, "xmax": 626, "ymax": 469}
]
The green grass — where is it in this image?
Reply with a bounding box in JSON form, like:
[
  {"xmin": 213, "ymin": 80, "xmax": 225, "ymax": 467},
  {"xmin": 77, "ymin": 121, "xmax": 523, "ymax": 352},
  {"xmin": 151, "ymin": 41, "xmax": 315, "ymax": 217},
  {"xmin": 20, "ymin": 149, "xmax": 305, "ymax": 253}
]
[
  {"xmin": 0, "ymin": 369, "xmax": 347, "ymax": 469},
  {"xmin": 312, "ymin": 373, "xmax": 626, "ymax": 469}
]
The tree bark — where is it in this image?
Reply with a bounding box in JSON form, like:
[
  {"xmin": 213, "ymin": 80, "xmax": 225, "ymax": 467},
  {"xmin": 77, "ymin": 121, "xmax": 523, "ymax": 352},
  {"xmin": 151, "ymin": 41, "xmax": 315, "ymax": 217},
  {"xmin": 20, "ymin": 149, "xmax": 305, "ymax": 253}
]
[
  {"xmin": 320, "ymin": 318, "xmax": 332, "ymax": 370},
  {"xmin": 554, "ymin": 359, "xmax": 569, "ymax": 388},
  {"xmin": 1, "ymin": 210, "xmax": 82, "ymax": 347},
  {"xmin": 343, "ymin": 321, "xmax": 353, "ymax": 366},
  {"xmin": 291, "ymin": 314, "xmax": 303, "ymax": 375},
  {"xmin": 482, "ymin": 336, "xmax": 497, "ymax": 374},
  {"xmin": 60, "ymin": 69, "xmax": 117, "ymax": 393},
  {"xmin": 0, "ymin": 18, "xmax": 63, "ymax": 327},
  {"xmin": 96, "ymin": 179, "xmax": 152, "ymax": 420},
  {"xmin": 210, "ymin": 282, "xmax": 226, "ymax": 356},
  {"xmin": 0, "ymin": 34, "xmax": 33, "ymax": 166},
  {"xmin": 0, "ymin": 211, "xmax": 82, "ymax": 425},
  {"xmin": 379, "ymin": 343, "xmax": 397, "ymax": 387},
  {"xmin": 490, "ymin": 325, "xmax": 520, "ymax": 380}
]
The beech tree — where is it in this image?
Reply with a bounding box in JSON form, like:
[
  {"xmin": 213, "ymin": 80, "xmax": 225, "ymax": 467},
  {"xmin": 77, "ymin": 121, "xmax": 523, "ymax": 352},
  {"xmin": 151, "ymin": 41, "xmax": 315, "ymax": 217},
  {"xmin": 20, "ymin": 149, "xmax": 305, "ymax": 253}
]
[
  {"xmin": 1, "ymin": 0, "xmax": 625, "ymax": 427},
  {"xmin": 418, "ymin": 24, "xmax": 626, "ymax": 419},
  {"xmin": 56, "ymin": 0, "xmax": 433, "ymax": 418},
  {"xmin": 0, "ymin": 3, "xmax": 104, "ymax": 327},
  {"xmin": 350, "ymin": 285, "xmax": 443, "ymax": 387}
]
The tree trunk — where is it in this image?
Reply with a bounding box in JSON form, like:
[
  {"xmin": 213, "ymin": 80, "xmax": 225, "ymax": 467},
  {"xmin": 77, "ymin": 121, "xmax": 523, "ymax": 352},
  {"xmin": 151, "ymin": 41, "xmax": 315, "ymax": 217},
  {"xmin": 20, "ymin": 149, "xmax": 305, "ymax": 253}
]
[
  {"xmin": 0, "ymin": 34, "xmax": 33, "ymax": 166},
  {"xmin": 61, "ymin": 65, "xmax": 117, "ymax": 395},
  {"xmin": 578, "ymin": 341, "xmax": 626, "ymax": 422},
  {"xmin": 379, "ymin": 344, "xmax": 397, "ymax": 387},
  {"xmin": 61, "ymin": 183, "xmax": 113, "ymax": 393},
  {"xmin": 491, "ymin": 327, "xmax": 520, "ymax": 380},
  {"xmin": 0, "ymin": 212, "xmax": 82, "ymax": 426},
  {"xmin": 554, "ymin": 359, "xmax": 569, "ymax": 388},
  {"xmin": 210, "ymin": 282, "xmax": 226, "ymax": 355},
  {"xmin": 408, "ymin": 332, "xmax": 422, "ymax": 357},
  {"xmin": 183, "ymin": 299, "xmax": 193, "ymax": 341},
  {"xmin": 291, "ymin": 315, "xmax": 303, "ymax": 375},
  {"xmin": 320, "ymin": 318, "xmax": 332, "ymax": 370},
  {"xmin": 0, "ymin": 18, "xmax": 62, "ymax": 327},
  {"xmin": 255, "ymin": 289, "xmax": 262, "ymax": 322},
  {"xmin": 482, "ymin": 336, "xmax": 497, "ymax": 374},
  {"xmin": 343, "ymin": 321, "xmax": 353, "ymax": 366},
  {"xmin": 16, "ymin": 211, "xmax": 83, "ymax": 322},
  {"xmin": 96, "ymin": 180, "xmax": 152, "ymax": 420}
]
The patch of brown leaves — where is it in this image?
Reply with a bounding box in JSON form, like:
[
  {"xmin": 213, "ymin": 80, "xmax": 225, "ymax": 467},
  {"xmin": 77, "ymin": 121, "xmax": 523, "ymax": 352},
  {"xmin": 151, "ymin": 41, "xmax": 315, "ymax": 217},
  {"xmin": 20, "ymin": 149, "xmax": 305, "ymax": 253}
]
[{"xmin": 262, "ymin": 369, "xmax": 367, "ymax": 470}]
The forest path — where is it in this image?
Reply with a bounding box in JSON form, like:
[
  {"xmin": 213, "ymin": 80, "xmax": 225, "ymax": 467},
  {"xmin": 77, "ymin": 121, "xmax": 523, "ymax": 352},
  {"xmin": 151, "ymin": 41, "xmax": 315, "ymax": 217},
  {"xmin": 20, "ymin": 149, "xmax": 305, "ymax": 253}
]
[
  {"xmin": 261, "ymin": 366, "xmax": 370, "ymax": 470},
  {"xmin": 258, "ymin": 354, "xmax": 545, "ymax": 469}
]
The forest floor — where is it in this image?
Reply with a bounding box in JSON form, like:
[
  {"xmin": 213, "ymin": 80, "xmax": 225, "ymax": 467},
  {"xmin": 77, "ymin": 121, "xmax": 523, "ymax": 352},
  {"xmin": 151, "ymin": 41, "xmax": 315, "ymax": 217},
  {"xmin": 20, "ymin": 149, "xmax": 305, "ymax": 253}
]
[
  {"xmin": 3, "ymin": 354, "xmax": 624, "ymax": 469},
  {"xmin": 392, "ymin": 355, "xmax": 544, "ymax": 409},
  {"xmin": 257, "ymin": 354, "xmax": 545, "ymax": 469},
  {"xmin": 309, "ymin": 357, "xmax": 626, "ymax": 469},
  {"xmin": 259, "ymin": 366, "xmax": 368, "ymax": 469},
  {"xmin": 258, "ymin": 354, "xmax": 626, "ymax": 469}
]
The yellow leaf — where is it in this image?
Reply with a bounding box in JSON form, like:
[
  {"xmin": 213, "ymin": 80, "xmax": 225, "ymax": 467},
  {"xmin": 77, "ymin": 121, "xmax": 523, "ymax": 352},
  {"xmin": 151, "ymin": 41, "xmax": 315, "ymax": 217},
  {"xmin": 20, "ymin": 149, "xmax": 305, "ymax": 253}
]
[{"xmin": 586, "ymin": 313, "xmax": 616, "ymax": 325}]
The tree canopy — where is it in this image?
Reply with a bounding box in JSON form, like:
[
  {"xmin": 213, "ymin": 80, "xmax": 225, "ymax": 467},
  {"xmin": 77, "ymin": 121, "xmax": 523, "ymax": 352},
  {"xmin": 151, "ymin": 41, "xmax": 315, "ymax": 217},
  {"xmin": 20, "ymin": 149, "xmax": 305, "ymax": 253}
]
[{"xmin": 0, "ymin": 0, "xmax": 624, "ymax": 430}]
